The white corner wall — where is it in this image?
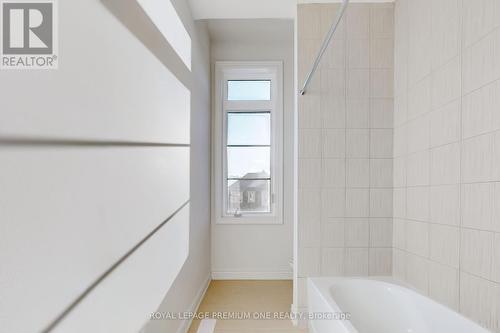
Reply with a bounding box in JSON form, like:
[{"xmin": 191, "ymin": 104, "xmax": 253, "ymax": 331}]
[
  {"xmin": 0, "ymin": 0, "xmax": 210, "ymax": 332},
  {"xmin": 209, "ymin": 19, "xmax": 295, "ymax": 280}
]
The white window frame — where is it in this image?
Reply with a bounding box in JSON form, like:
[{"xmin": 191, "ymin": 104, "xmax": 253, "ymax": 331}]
[{"xmin": 213, "ymin": 61, "xmax": 284, "ymax": 225}]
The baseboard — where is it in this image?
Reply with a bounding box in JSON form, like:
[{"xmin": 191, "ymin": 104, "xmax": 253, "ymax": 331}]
[
  {"xmin": 211, "ymin": 271, "xmax": 292, "ymax": 280},
  {"xmin": 177, "ymin": 274, "xmax": 211, "ymax": 333}
]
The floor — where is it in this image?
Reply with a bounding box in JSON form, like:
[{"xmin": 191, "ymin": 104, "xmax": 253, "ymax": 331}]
[{"xmin": 188, "ymin": 280, "xmax": 308, "ymax": 333}]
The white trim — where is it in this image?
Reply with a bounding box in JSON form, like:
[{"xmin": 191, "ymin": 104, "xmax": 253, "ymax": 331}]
[
  {"xmin": 290, "ymin": 304, "xmax": 308, "ymax": 329},
  {"xmin": 177, "ymin": 275, "xmax": 211, "ymax": 333},
  {"xmin": 213, "ymin": 61, "xmax": 284, "ymax": 225},
  {"xmin": 211, "ymin": 271, "xmax": 292, "ymax": 280}
]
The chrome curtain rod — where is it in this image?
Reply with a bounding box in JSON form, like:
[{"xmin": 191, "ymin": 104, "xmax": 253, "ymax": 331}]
[{"xmin": 299, "ymin": 0, "xmax": 350, "ymax": 95}]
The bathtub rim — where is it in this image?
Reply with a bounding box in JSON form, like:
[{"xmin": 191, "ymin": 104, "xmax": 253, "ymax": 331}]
[{"xmin": 307, "ymin": 276, "xmax": 491, "ymax": 333}]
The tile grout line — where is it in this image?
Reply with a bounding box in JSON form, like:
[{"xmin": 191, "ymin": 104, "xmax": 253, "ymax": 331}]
[{"xmin": 458, "ymin": 0, "xmax": 464, "ymax": 314}]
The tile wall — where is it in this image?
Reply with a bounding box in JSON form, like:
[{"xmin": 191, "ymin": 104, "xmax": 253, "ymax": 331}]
[
  {"xmin": 296, "ymin": 3, "xmax": 394, "ymax": 310},
  {"xmin": 393, "ymin": 0, "xmax": 500, "ymax": 331}
]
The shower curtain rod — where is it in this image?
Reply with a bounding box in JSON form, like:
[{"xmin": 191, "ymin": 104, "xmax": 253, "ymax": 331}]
[{"xmin": 299, "ymin": 0, "xmax": 349, "ymax": 96}]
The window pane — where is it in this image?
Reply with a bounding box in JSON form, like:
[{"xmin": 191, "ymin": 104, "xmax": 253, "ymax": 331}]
[
  {"xmin": 227, "ymin": 147, "xmax": 270, "ymax": 179},
  {"xmin": 227, "ymin": 80, "xmax": 271, "ymax": 100},
  {"xmin": 227, "ymin": 112, "xmax": 270, "ymax": 146},
  {"xmin": 227, "ymin": 179, "xmax": 270, "ymax": 214},
  {"xmin": 227, "ymin": 147, "xmax": 271, "ymax": 178}
]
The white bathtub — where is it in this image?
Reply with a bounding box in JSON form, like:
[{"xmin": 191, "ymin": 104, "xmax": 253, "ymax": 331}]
[{"xmin": 307, "ymin": 277, "xmax": 490, "ymax": 333}]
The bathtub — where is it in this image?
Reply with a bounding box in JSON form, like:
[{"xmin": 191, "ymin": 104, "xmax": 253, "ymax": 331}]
[{"xmin": 307, "ymin": 277, "xmax": 490, "ymax": 333}]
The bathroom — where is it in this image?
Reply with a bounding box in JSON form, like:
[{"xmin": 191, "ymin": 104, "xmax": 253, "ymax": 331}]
[{"xmin": 0, "ymin": 0, "xmax": 499, "ymax": 332}]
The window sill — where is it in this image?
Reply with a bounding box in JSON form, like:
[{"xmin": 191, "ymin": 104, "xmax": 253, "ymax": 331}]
[{"xmin": 215, "ymin": 216, "xmax": 283, "ymax": 225}]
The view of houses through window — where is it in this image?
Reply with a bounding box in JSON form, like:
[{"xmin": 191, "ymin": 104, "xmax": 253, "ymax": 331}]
[{"xmin": 226, "ymin": 110, "xmax": 271, "ymax": 214}]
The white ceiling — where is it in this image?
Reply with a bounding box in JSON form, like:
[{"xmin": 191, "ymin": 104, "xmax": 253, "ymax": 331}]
[{"xmin": 188, "ymin": 0, "xmax": 394, "ymax": 20}]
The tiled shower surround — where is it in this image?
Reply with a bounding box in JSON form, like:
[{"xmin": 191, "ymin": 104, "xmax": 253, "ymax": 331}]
[
  {"xmin": 296, "ymin": 2, "xmax": 394, "ymax": 311},
  {"xmin": 393, "ymin": 0, "xmax": 500, "ymax": 331},
  {"xmin": 297, "ymin": 1, "xmax": 500, "ymax": 331}
]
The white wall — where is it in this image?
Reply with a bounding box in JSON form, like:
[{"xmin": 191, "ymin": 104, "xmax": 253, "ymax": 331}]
[
  {"xmin": 143, "ymin": 1, "xmax": 212, "ymax": 332},
  {"xmin": 209, "ymin": 19, "xmax": 295, "ymax": 279},
  {"xmin": 393, "ymin": 0, "xmax": 500, "ymax": 331},
  {"xmin": 295, "ymin": 2, "xmax": 394, "ymax": 313},
  {"xmin": 0, "ymin": 0, "xmax": 210, "ymax": 332}
]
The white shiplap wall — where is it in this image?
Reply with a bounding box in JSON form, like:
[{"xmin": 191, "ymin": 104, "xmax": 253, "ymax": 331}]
[{"xmin": 0, "ymin": 0, "xmax": 206, "ymax": 332}]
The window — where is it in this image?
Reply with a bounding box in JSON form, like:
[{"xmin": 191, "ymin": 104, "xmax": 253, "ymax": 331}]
[{"xmin": 214, "ymin": 62, "xmax": 283, "ymax": 224}]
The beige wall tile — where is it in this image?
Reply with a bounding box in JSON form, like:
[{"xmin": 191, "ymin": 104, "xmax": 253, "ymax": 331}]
[
  {"xmin": 430, "ymin": 0, "xmax": 460, "ymax": 69},
  {"xmin": 347, "ymin": 69, "xmax": 370, "ymax": 98},
  {"xmin": 347, "ymin": 38, "xmax": 370, "ymax": 69},
  {"xmin": 299, "ymin": 129, "xmax": 322, "ymax": 158},
  {"xmin": 406, "ymin": 114, "xmax": 430, "ymax": 154},
  {"xmin": 369, "ymin": 248, "xmax": 393, "ymax": 275},
  {"xmin": 370, "ymin": 4, "xmax": 394, "ymax": 39},
  {"xmin": 406, "ymin": 186, "xmax": 429, "ymax": 222},
  {"xmin": 429, "ymin": 262, "xmax": 459, "ymax": 311},
  {"xmin": 461, "ymin": 133, "xmax": 493, "ymax": 183},
  {"xmin": 298, "ymin": 189, "xmax": 321, "ymax": 222},
  {"xmin": 345, "ymin": 219, "xmax": 370, "ymax": 246},
  {"xmin": 346, "ymin": 189, "xmax": 370, "ymax": 218},
  {"xmin": 370, "ymin": 129, "xmax": 393, "ymax": 158},
  {"xmin": 299, "ymin": 93, "xmax": 321, "ymax": 129},
  {"xmin": 430, "ymin": 142, "xmax": 460, "ymax": 185},
  {"xmin": 346, "ymin": 129, "xmax": 369, "ymax": 158},
  {"xmin": 370, "ymin": 99, "xmax": 394, "ymax": 129},
  {"xmin": 347, "ymin": 98, "xmax": 369, "ymax": 128},
  {"xmin": 370, "ymin": 158, "xmax": 393, "ymax": 188},
  {"xmin": 460, "ymin": 272, "xmax": 498, "ymax": 331},
  {"xmin": 321, "ymin": 219, "xmax": 345, "ymax": 248},
  {"xmin": 298, "ymin": 247, "xmax": 321, "ymax": 277},
  {"xmin": 321, "ymin": 158, "xmax": 345, "ymax": 188},
  {"xmin": 299, "ymin": 159, "xmax": 322, "ymax": 189},
  {"xmin": 322, "ymin": 129, "xmax": 346, "ymax": 158},
  {"xmin": 406, "ymin": 150, "xmax": 430, "ymax": 186},
  {"xmin": 406, "ymin": 253, "xmax": 429, "ymax": 294},
  {"xmin": 298, "ymin": 4, "xmax": 321, "ymax": 40},
  {"xmin": 429, "ymin": 224, "xmax": 459, "ymax": 267},
  {"xmin": 370, "ymin": 188, "xmax": 393, "ymax": 218},
  {"xmin": 346, "ymin": 158, "xmax": 370, "ymax": 187},
  {"xmin": 321, "ymin": 188, "xmax": 346, "ymax": 218},
  {"xmin": 370, "ymin": 38, "xmax": 394, "ymax": 69},
  {"xmin": 299, "ymin": 216, "xmax": 321, "ymax": 247},
  {"xmin": 406, "ymin": 220, "xmax": 430, "ymax": 257},
  {"xmin": 393, "ymin": 188, "xmax": 406, "ymax": 219},
  {"xmin": 393, "ymin": 218, "xmax": 406, "ymax": 250},
  {"xmin": 493, "ymin": 233, "xmax": 500, "ymax": 283},
  {"xmin": 370, "ymin": 218, "xmax": 393, "ymax": 247},
  {"xmin": 393, "ymin": 156, "xmax": 406, "ymax": 188},
  {"xmin": 370, "ymin": 69, "xmax": 394, "ymax": 98},
  {"xmin": 393, "ymin": 248, "xmax": 406, "ymax": 280},
  {"xmin": 408, "ymin": 76, "xmax": 431, "ymax": 121},
  {"xmin": 346, "ymin": 4, "xmax": 370, "ymax": 39},
  {"xmin": 321, "ymin": 247, "xmax": 345, "ymax": 275},
  {"xmin": 461, "ymin": 229, "xmax": 494, "ymax": 279},
  {"xmin": 345, "ymin": 248, "xmax": 369, "ymax": 275},
  {"xmin": 431, "ymin": 56, "xmax": 461, "ymax": 111},
  {"xmin": 321, "ymin": 95, "xmax": 346, "ymax": 129},
  {"xmin": 461, "ymin": 183, "xmax": 493, "ymax": 230},
  {"xmin": 429, "ymin": 185, "xmax": 460, "ymax": 226},
  {"xmin": 429, "ymin": 100, "xmax": 460, "ymax": 148}
]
